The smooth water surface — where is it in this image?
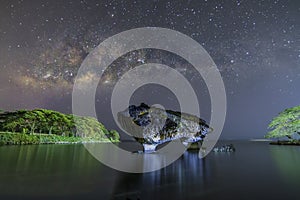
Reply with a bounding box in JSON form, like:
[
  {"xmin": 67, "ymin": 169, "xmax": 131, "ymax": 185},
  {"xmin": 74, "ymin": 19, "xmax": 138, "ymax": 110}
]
[{"xmin": 0, "ymin": 141, "xmax": 299, "ymax": 200}]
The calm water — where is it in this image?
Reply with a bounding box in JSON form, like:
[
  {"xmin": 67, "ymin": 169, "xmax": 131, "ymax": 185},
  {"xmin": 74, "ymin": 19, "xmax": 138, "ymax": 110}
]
[{"xmin": 0, "ymin": 141, "xmax": 299, "ymax": 200}]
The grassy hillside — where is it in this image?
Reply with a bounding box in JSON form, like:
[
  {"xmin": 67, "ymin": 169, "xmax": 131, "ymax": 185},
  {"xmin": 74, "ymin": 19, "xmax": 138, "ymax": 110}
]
[{"xmin": 0, "ymin": 109, "xmax": 119, "ymax": 145}]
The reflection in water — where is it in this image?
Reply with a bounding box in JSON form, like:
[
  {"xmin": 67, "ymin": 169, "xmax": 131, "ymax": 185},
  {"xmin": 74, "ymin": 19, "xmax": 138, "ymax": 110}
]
[
  {"xmin": 1, "ymin": 142, "xmax": 300, "ymax": 200},
  {"xmin": 144, "ymin": 151, "xmax": 210, "ymax": 188},
  {"xmin": 111, "ymin": 151, "xmax": 211, "ymax": 199},
  {"xmin": 84, "ymin": 140, "xmax": 189, "ymax": 173},
  {"xmin": 110, "ymin": 142, "xmax": 300, "ymax": 200},
  {"xmin": 5, "ymin": 145, "xmax": 95, "ymax": 172},
  {"xmin": 269, "ymin": 145, "xmax": 300, "ymax": 186},
  {"xmin": 0, "ymin": 144, "xmax": 114, "ymax": 198},
  {"xmin": 143, "ymin": 151, "xmax": 209, "ymax": 198}
]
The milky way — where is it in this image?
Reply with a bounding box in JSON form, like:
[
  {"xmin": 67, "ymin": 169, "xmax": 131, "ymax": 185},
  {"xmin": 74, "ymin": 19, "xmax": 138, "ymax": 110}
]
[{"xmin": 0, "ymin": 0, "xmax": 299, "ymax": 139}]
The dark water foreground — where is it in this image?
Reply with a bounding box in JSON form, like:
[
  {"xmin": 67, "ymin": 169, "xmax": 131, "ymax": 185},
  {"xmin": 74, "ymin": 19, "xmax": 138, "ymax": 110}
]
[{"xmin": 0, "ymin": 141, "xmax": 299, "ymax": 200}]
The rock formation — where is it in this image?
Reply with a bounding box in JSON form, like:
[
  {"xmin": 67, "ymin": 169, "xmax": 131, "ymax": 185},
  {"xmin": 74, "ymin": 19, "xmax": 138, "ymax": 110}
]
[{"xmin": 118, "ymin": 103, "xmax": 212, "ymax": 152}]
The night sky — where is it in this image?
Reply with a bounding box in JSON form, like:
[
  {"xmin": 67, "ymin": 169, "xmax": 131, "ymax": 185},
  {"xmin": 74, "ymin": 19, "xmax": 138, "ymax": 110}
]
[{"xmin": 0, "ymin": 0, "xmax": 299, "ymax": 139}]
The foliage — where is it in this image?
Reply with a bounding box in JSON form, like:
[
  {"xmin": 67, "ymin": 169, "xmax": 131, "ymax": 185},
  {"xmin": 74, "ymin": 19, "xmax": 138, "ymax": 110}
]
[
  {"xmin": 108, "ymin": 130, "xmax": 120, "ymax": 142},
  {"xmin": 265, "ymin": 105, "xmax": 300, "ymax": 140},
  {"xmin": 0, "ymin": 132, "xmax": 111, "ymax": 146},
  {"xmin": 0, "ymin": 109, "xmax": 119, "ymax": 143}
]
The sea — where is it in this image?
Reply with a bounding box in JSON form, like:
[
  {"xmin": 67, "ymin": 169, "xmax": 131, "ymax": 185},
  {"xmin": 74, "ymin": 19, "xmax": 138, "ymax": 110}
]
[{"xmin": 0, "ymin": 141, "xmax": 299, "ymax": 200}]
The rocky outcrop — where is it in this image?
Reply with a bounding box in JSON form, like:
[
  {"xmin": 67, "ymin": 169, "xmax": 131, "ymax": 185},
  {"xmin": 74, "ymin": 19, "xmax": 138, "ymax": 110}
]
[
  {"xmin": 213, "ymin": 144, "xmax": 235, "ymax": 153},
  {"xmin": 118, "ymin": 103, "xmax": 212, "ymax": 152}
]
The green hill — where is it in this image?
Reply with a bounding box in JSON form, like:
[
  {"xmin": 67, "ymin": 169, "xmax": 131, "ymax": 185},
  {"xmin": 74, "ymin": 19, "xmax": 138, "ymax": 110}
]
[{"xmin": 0, "ymin": 109, "xmax": 119, "ymax": 145}]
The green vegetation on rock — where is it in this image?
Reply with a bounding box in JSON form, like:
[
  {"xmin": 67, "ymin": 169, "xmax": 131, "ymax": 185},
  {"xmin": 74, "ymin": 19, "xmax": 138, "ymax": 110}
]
[
  {"xmin": 0, "ymin": 109, "xmax": 119, "ymax": 145},
  {"xmin": 265, "ymin": 105, "xmax": 300, "ymax": 143}
]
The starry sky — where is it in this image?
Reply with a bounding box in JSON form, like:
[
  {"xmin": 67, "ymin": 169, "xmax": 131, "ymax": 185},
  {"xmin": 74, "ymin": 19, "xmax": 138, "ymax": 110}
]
[{"xmin": 0, "ymin": 0, "xmax": 299, "ymax": 139}]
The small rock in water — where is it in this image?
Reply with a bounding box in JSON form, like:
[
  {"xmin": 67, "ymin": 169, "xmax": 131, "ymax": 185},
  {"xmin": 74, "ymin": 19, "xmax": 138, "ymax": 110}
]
[{"xmin": 213, "ymin": 144, "xmax": 235, "ymax": 153}]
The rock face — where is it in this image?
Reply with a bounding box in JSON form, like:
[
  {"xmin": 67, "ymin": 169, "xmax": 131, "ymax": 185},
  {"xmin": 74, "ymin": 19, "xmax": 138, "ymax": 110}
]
[{"xmin": 117, "ymin": 103, "xmax": 212, "ymax": 152}]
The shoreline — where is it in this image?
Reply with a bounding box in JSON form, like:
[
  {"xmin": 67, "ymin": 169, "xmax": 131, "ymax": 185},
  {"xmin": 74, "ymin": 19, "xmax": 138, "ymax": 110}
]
[
  {"xmin": 269, "ymin": 140, "xmax": 300, "ymax": 146},
  {"xmin": 0, "ymin": 132, "xmax": 119, "ymax": 146}
]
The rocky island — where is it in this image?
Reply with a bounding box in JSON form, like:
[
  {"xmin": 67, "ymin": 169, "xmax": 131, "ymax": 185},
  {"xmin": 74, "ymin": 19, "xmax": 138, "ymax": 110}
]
[{"xmin": 117, "ymin": 103, "xmax": 212, "ymax": 152}]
